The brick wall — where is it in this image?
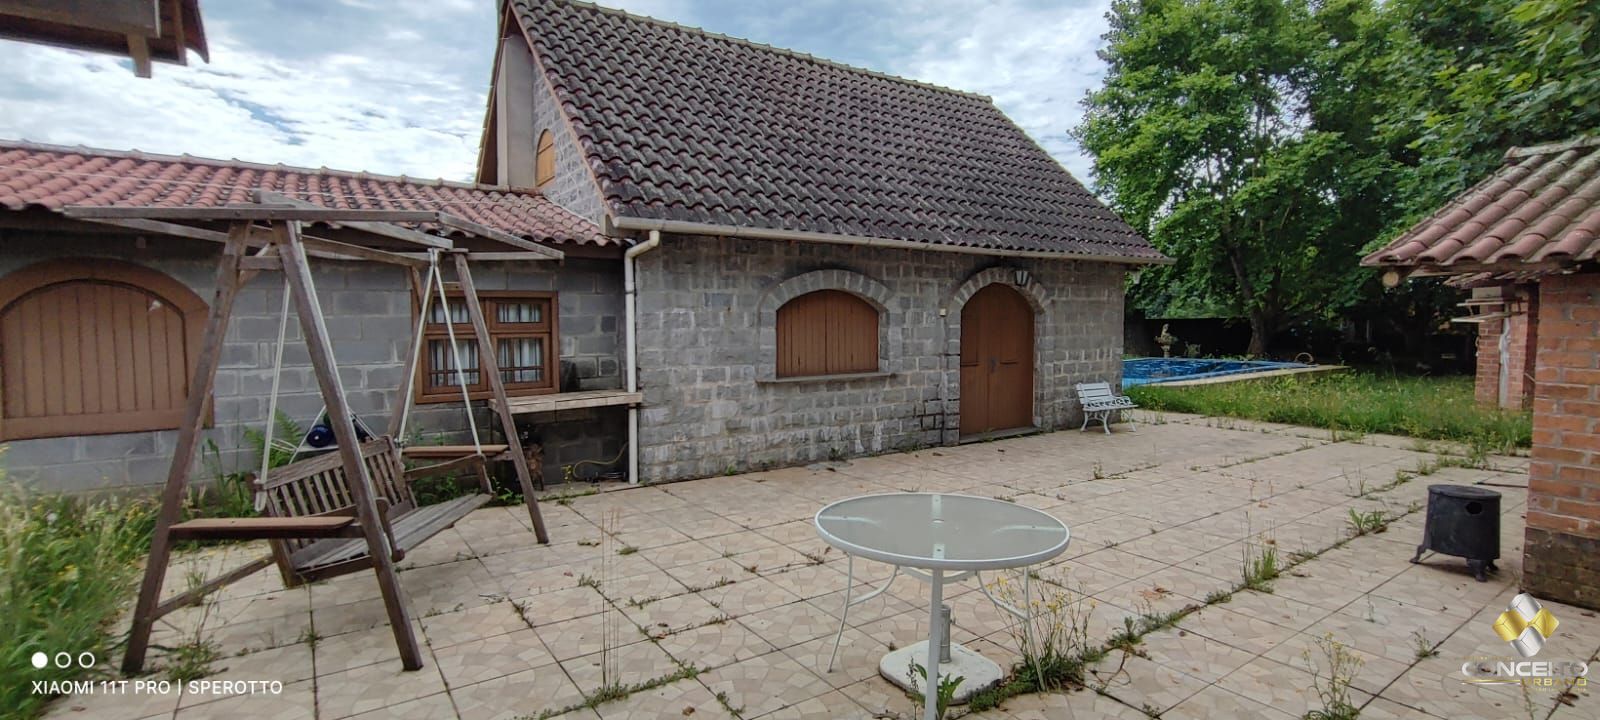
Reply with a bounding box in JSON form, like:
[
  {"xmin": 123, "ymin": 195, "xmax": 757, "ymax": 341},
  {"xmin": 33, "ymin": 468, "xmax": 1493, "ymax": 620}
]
[
  {"xmin": 0, "ymin": 234, "xmax": 626, "ymax": 492},
  {"xmin": 1524, "ymin": 271, "xmax": 1600, "ymax": 610},
  {"xmin": 632, "ymin": 234, "xmax": 1127, "ymax": 483},
  {"xmin": 1472, "ymin": 285, "xmax": 1538, "ymax": 409}
]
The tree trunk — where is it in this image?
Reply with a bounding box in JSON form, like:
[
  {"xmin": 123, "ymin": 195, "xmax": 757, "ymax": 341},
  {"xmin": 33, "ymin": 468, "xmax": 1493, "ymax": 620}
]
[{"xmin": 1246, "ymin": 310, "xmax": 1271, "ymax": 357}]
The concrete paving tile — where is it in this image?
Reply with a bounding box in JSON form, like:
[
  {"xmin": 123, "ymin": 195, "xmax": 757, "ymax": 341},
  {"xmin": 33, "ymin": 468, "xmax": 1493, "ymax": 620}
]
[
  {"xmin": 449, "ymin": 663, "xmax": 585, "ymax": 720},
  {"xmin": 1163, "ymin": 683, "xmax": 1296, "ymax": 719},
  {"xmin": 560, "ymin": 636, "xmax": 678, "ymax": 696},
  {"xmin": 655, "ymin": 613, "xmax": 775, "ymax": 670},
  {"xmin": 311, "ymin": 620, "xmax": 426, "ymax": 676},
  {"xmin": 1088, "ymin": 652, "xmax": 1210, "ymax": 715},
  {"xmin": 592, "ymin": 677, "xmax": 736, "ymax": 719},
  {"xmin": 314, "ymin": 657, "xmax": 448, "ymax": 719},
  {"xmin": 700, "ymin": 650, "xmax": 833, "ymax": 718},
  {"xmin": 1136, "ymin": 626, "xmax": 1257, "ymax": 682},
  {"xmin": 1177, "ymin": 605, "xmax": 1300, "ymax": 655},
  {"xmin": 173, "ymin": 679, "xmax": 315, "ymax": 720},
  {"xmin": 1215, "ymin": 655, "xmax": 1373, "ymax": 718},
  {"xmin": 432, "ymin": 627, "xmax": 553, "ymax": 688},
  {"xmin": 537, "ymin": 612, "xmax": 648, "ymax": 662},
  {"xmin": 736, "ymin": 598, "xmax": 841, "ymax": 649}
]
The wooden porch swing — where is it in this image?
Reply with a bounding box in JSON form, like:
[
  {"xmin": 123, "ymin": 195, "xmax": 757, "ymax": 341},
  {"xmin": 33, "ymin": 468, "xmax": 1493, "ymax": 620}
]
[{"xmin": 63, "ymin": 194, "xmax": 562, "ymax": 673}]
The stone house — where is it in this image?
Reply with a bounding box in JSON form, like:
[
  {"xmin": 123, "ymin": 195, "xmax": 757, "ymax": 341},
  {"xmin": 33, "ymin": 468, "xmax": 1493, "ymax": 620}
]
[
  {"xmin": 1364, "ymin": 134, "xmax": 1600, "ymax": 610},
  {"xmin": 0, "ymin": 0, "xmax": 1165, "ymax": 494}
]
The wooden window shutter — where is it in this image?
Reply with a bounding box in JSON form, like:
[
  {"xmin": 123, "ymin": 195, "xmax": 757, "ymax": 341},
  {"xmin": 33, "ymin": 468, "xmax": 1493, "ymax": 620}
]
[
  {"xmin": 775, "ymin": 290, "xmax": 879, "ymax": 377},
  {"xmin": 0, "ymin": 260, "xmax": 207, "ymax": 440},
  {"xmin": 535, "ymin": 130, "xmax": 556, "ymax": 188}
]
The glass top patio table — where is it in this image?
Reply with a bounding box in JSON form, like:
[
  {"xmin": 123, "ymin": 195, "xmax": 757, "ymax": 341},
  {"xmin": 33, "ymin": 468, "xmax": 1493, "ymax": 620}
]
[
  {"xmin": 814, "ymin": 493, "xmax": 1069, "ymax": 720},
  {"xmin": 813, "ymin": 492, "xmax": 1070, "ymax": 571}
]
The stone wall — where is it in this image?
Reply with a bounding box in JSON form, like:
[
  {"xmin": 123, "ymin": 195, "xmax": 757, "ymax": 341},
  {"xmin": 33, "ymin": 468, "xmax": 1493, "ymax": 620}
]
[
  {"xmin": 632, "ymin": 234, "xmax": 1128, "ymax": 482},
  {"xmin": 0, "ymin": 233, "xmax": 626, "ymax": 492},
  {"xmin": 1524, "ymin": 271, "xmax": 1600, "ymax": 610}
]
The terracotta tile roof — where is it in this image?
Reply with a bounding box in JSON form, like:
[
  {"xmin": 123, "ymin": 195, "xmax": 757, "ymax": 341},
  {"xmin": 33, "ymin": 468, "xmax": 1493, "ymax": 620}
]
[
  {"xmin": 1364, "ymin": 135, "xmax": 1600, "ymax": 272},
  {"xmin": 510, "ymin": 0, "xmax": 1163, "ymax": 262},
  {"xmin": 0, "ymin": 140, "xmax": 614, "ymax": 246}
]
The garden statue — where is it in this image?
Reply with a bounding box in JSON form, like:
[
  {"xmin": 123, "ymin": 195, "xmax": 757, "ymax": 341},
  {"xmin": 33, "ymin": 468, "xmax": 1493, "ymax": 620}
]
[{"xmin": 1155, "ymin": 324, "xmax": 1177, "ymax": 357}]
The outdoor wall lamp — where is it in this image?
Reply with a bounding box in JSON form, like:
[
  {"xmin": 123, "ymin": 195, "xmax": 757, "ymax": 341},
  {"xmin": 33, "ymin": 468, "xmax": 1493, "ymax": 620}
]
[{"xmin": 1013, "ymin": 268, "xmax": 1031, "ymax": 287}]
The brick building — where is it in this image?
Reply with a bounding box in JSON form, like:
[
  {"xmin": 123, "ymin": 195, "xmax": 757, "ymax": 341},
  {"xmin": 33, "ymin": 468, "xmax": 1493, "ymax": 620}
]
[
  {"xmin": 1364, "ymin": 135, "xmax": 1600, "ymax": 610},
  {"xmin": 0, "ymin": 0, "xmax": 1167, "ymax": 493}
]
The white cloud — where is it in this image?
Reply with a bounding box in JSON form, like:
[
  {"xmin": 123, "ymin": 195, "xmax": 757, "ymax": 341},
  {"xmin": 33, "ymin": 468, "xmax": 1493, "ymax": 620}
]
[
  {"xmin": 0, "ymin": 3, "xmax": 494, "ymax": 180},
  {"xmin": 887, "ymin": 0, "xmax": 1110, "ymax": 182},
  {"xmin": 0, "ymin": 0, "xmax": 1112, "ymax": 184}
]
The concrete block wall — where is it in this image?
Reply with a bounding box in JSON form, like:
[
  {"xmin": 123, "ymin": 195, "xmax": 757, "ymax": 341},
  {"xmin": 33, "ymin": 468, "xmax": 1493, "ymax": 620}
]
[
  {"xmin": 528, "ymin": 45, "xmax": 606, "ymax": 227},
  {"xmin": 632, "ymin": 234, "xmax": 1127, "ymax": 483},
  {"xmin": 1524, "ymin": 272, "xmax": 1600, "ymax": 610},
  {"xmin": 0, "ymin": 234, "xmax": 626, "ymax": 492}
]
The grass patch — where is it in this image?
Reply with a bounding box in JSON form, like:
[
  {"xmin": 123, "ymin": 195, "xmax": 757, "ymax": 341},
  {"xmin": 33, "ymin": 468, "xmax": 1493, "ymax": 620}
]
[
  {"xmin": 1, "ymin": 482, "xmax": 157, "ymax": 719},
  {"xmin": 1128, "ymin": 371, "xmax": 1530, "ymax": 451}
]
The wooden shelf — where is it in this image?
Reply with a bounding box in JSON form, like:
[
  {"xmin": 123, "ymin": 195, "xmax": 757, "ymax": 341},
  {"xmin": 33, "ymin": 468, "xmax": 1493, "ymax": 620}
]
[{"xmin": 491, "ymin": 389, "xmax": 643, "ymax": 416}]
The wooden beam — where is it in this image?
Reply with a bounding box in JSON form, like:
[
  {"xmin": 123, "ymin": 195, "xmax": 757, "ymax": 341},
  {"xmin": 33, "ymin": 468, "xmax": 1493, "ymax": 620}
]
[
  {"xmin": 301, "ymin": 234, "xmax": 431, "ymax": 268},
  {"xmin": 63, "ymin": 205, "xmax": 444, "ymax": 224},
  {"xmin": 238, "ymin": 256, "xmax": 281, "ymax": 271},
  {"xmin": 252, "ymin": 191, "xmax": 453, "ymax": 250},
  {"xmin": 388, "ymin": 266, "xmax": 429, "ymax": 439},
  {"xmin": 434, "ymin": 213, "xmax": 563, "ymax": 259},
  {"xmin": 123, "ymin": 222, "xmax": 250, "ymax": 674},
  {"xmin": 68, "ymin": 216, "xmax": 431, "ymax": 267},
  {"xmin": 276, "ymin": 220, "xmax": 425, "ymax": 670},
  {"xmin": 127, "ymin": 34, "xmax": 152, "ymax": 78},
  {"xmin": 453, "ymin": 252, "xmax": 550, "ymax": 542},
  {"xmin": 74, "ymin": 216, "xmax": 238, "ymax": 244},
  {"xmin": 151, "ymin": 555, "xmax": 274, "ymax": 620},
  {"xmin": 396, "ymin": 251, "xmax": 561, "ymax": 262}
]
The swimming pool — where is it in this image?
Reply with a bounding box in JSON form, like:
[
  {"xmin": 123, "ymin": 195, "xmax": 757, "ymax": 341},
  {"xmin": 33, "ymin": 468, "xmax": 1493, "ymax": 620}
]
[{"xmin": 1122, "ymin": 357, "xmax": 1309, "ymax": 387}]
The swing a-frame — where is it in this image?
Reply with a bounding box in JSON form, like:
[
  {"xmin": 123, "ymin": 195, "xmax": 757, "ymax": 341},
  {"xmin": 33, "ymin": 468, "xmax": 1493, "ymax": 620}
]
[{"xmin": 63, "ymin": 193, "xmax": 561, "ymax": 673}]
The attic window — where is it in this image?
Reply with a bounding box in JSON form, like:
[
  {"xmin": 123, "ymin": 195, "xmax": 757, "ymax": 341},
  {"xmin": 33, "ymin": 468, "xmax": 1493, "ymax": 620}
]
[{"xmin": 535, "ymin": 130, "xmax": 555, "ymax": 188}]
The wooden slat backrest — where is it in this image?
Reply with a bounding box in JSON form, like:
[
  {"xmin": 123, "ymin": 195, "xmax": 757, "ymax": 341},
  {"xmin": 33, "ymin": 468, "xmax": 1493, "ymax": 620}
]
[
  {"xmin": 259, "ymin": 436, "xmax": 408, "ymax": 556},
  {"xmin": 1076, "ymin": 382, "xmax": 1116, "ymax": 400}
]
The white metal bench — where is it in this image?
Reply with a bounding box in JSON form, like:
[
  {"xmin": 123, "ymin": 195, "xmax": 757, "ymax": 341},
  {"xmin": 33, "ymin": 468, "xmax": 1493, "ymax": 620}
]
[{"xmin": 1075, "ymin": 382, "xmax": 1137, "ymax": 434}]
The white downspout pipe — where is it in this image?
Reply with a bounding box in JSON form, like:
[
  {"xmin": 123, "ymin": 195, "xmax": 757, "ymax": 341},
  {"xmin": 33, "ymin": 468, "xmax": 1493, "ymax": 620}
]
[{"xmin": 624, "ymin": 230, "xmax": 661, "ymax": 483}]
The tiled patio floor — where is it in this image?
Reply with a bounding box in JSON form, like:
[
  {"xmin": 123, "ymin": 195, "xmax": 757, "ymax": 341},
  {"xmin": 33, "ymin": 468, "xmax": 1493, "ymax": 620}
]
[{"xmin": 48, "ymin": 412, "xmax": 1598, "ymax": 719}]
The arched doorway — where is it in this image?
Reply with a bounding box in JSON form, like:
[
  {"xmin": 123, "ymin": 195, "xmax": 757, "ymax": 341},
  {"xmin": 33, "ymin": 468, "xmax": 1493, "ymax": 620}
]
[{"xmin": 959, "ymin": 283, "xmax": 1035, "ymax": 438}]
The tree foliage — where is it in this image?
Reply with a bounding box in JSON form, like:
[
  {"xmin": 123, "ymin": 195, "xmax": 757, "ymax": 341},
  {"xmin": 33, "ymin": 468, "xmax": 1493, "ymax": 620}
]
[{"xmin": 1077, "ymin": 0, "xmax": 1600, "ymax": 357}]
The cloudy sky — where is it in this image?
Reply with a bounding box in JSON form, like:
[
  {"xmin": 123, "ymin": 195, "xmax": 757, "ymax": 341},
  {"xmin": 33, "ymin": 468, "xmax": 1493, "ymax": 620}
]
[{"xmin": 0, "ymin": 0, "xmax": 1113, "ymax": 185}]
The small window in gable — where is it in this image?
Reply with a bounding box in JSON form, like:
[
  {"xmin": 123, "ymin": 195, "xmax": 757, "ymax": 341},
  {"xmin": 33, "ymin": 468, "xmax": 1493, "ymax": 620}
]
[
  {"xmin": 775, "ymin": 290, "xmax": 879, "ymax": 378},
  {"xmin": 0, "ymin": 260, "xmax": 207, "ymax": 440},
  {"xmin": 535, "ymin": 130, "xmax": 556, "ymax": 188}
]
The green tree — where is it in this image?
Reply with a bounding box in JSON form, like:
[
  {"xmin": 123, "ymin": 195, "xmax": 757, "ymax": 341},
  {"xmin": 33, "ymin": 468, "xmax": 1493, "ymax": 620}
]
[
  {"xmin": 1076, "ymin": 0, "xmax": 1365, "ymax": 356},
  {"xmin": 1376, "ymin": 0, "xmax": 1600, "ymax": 230}
]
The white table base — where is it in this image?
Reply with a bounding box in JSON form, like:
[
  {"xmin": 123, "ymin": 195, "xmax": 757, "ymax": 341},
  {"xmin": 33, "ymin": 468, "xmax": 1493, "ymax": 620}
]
[
  {"xmin": 879, "ymin": 640, "xmax": 1004, "ymax": 703},
  {"xmin": 825, "ymin": 557, "xmax": 1035, "ymax": 719}
]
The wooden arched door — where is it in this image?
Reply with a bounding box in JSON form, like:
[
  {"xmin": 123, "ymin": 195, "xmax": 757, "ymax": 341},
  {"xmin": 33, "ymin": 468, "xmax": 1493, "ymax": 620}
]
[{"xmin": 959, "ymin": 283, "xmax": 1035, "ymax": 437}]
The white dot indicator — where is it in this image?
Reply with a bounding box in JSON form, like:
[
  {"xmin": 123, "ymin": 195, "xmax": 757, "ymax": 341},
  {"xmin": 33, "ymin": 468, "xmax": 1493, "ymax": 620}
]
[{"xmin": 30, "ymin": 652, "xmax": 47, "ymax": 669}]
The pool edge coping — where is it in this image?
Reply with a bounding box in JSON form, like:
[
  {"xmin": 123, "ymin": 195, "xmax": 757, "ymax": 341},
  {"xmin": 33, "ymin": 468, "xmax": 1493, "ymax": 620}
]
[{"xmin": 1147, "ymin": 364, "xmax": 1347, "ymax": 387}]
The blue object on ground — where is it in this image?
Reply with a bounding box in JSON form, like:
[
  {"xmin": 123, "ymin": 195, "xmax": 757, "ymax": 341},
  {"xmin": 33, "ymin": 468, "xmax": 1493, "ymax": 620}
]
[{"xmin": 1122, "ymin": 357, "xmax": 1308, "ymax": 387}]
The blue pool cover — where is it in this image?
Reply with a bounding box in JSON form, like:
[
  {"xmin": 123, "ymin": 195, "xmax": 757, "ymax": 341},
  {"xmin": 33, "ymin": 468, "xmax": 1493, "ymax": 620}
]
[{"xmin": 1122, "ymin": 357, "xmax": 1308, "ymax": 387}]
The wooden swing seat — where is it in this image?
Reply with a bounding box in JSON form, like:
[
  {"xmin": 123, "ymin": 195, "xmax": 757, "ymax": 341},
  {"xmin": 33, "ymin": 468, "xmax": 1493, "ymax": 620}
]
[
  {"xmin": 169, "ymin": 516, "xmax": 357, "ymax": 540},
  {"xmin": 256, "ymin": 435, "xmax": 493, "ymax": 586}
]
